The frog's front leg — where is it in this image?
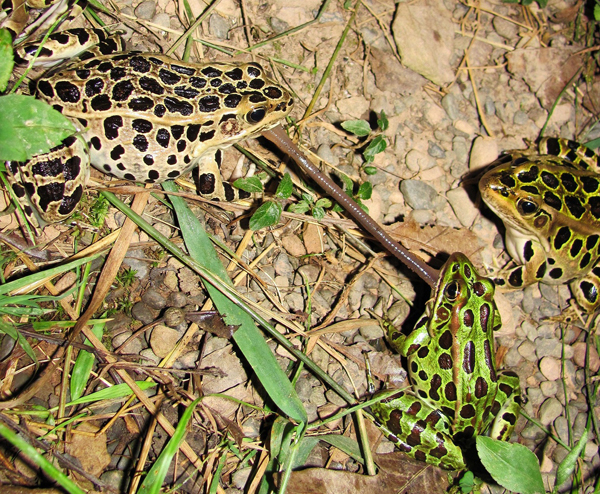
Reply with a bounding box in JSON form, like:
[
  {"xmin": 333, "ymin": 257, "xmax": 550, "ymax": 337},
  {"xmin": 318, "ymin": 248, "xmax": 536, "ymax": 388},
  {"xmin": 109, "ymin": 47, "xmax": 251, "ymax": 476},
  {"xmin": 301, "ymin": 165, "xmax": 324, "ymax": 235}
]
[
  {"xmin": 493, "ymin": 233, "xmax": 550, "ymax": 290},
  {"xmin": 193, "ymin": 150, "xmax": 252, "ymax": 202},
  {"xmin": 488, "ymin": 370, "xmax": 521, "ymax": 441},
  {"xmin": 371, "ymin": 389, "xmax": 466, "ymax": 470},
  {"xmin": 570, "ymin": 267, "xmax": 600, "ymax": 312}
]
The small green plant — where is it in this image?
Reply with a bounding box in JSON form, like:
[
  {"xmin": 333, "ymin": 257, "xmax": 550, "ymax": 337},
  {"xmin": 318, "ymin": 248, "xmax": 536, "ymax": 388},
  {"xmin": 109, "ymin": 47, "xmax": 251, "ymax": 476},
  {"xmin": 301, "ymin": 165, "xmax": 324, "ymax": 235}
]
[
  {"xmin": 115, "ymin": 268, "xmax": 137, "ymax": 288},
  {"xmin": 503, "ymin": 0, "xmax": 548, "ymax": 6},
  {"xmin": 288, "ymin": 193, "xmax": 332, "ymax": 221},
  {"xmin": 340, "ymin": 110, "xmax": 389, "ymax": 175}
]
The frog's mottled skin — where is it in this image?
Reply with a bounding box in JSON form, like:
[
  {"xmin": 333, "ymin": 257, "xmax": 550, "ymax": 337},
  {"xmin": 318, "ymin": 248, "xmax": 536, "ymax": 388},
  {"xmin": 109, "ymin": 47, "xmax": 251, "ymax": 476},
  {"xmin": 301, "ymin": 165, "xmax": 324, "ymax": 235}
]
[
  {"xmin": 371, "ymin": 254, "xmax": 521, "ymax": 470},
  {"xmin": 479, "ymin": 137, "xmax": 600, "ymax": 312}
]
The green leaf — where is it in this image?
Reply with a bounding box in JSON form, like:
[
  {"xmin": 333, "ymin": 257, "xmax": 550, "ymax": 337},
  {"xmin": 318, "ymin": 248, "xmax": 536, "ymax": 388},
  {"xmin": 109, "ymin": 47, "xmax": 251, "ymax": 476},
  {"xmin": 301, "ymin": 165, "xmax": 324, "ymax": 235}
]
[
  {"xmin": 288, "ymin": 201, "xmax": 310, "ymax": 214},
  {"xmin": 595, "ymin": 3, "xmax": 600, "ymax": 21},
  {"xmin": 301, "ymin": 192, "xmax": 314, "ymax": 204},
  {"xmin": 312, "ymin": 207, "xmax": 325, "ymax": 220},
  {"xmin": 338, "ymin": 173, "xmax": 354, "ymax": 194},
  {"xmin": 0, "ymin": 319, "xmax": 37, "ymax": 363},
  {"xmin": 555, "ymin": 427, "xmax": 589, "ymax": 487},
  {"xmin": 249, "ymin": 201, "xmax": 282, "ymax": 230},
  {"xmin": 340, "ymin": 119, "xmax": 371, "ymax": 137},
  {"xmin": 377, "ymin": 110, "xmax": 389, "ymax": 131},
  {"xmin": 357, "ymin": 181, "xmax": 372, "ymax": 200},
  {"xmin": 363, "ymin": 135, "xmax": 387, "ymax": 163},
  {"xmin": 233, "ymin": 176, "xmax": 263, "ymax": 193},
  {"xmin": 70, "ymin": 321, "xmax": 105, "ymax": 401},
  {"xmin": 138, "ymin": 398, "xmax": 201, "ymax": 494},
  {"xmin": 363, "ymin": 166, "xmax": 378, "ymax": 175},
  {"xmin": 0, "ymin": 94, "xmax": 77, "ymax": 161},
  {"xmin": 458, "ymin": 471, "xmax": 475, "ymax": 493},
  {"xmin": 276, "ymin": 173, "xmax": 293, "ymax": 199},
  {"xmin": 0, "ymin": 29, "xmax": 14, "ymax": 92},
  {"xmin": 477, "ymin": 437, "xmax": 544, "ymax": 494},
  {"xmin": 314, "ymin": 198, "xmax": 332, "ymax": 209}
]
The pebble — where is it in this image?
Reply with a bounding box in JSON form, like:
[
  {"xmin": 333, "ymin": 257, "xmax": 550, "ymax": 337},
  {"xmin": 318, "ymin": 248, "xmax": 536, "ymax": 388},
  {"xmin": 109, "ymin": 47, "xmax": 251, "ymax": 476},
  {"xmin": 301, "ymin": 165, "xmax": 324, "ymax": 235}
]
[
  {"xmin": 317, "ymin": 143, "xmax": 339, "ymax": 166},
  {"xmin": 427, "ymin": 141, "xmax": 446, "ymax": 158},
  {"xmin": 513, "ymin": 110, "xmax": 529, "ymax": 125},
  {"xmin": 281, "ymin": 234, "xmax": 306, "ymax": 257},
  {"xmin": 535, "ymin": 338, "xmax": 562, "ymax": 359},
  {"xmin": 400, "ymin": 180, "xmax": 441, "ymax": 210},
  {"xmin": 446, "ymin": 187, "xmax": 479, "ymax": 227},
  {"xmin": 142, "ymin": 288, "xmax": 167, "ymax": 310},
  {"xmin": 209, "ymin": 13, "xmax": 229, "ymax": 39},
  {"xmin": 441, "ymin": 92, "xmax": 460, "ymax": 120},
  {"xmin": 469, "ymin": 136, "xmax": 498, "ymax": 171},
  {"xmin": 134, "ymin": 0, "xmax": 156, "ymax": 19},
  {"xmin": 539, "ymin": 356, "xmax": 561, "ymax": 381},
  {"xmin": 112, "ymin": 331, "xmax": 142, "ymax": 355},
  {"xmin": 572, "ymin": 342, "xmax": 600, "ymax": 372},
  {"xmin": 131, "ymin": 301, "xmax": 160, "ymax": 325},
  {"xmin": 274, "ymin": 252, "xmax": 294, "ymax": 276},
  {"xmin": 150, "ymin": 325, "xmax": 180, "ymax": 358},
  {"xmin": 166, "ymin": 291, "xmax": 187, "ymax": 308},
  {"xmin": 405, "ymin": 149, "xmax": 435, "ymax": 172},
  {"xmin": 538, "ymin": 397, "xmax": 563, "ymax": 426},
  {"xmin": 357, "ymin": 319, "xmax": 384, "ymax": 340},
  {"xmin": 151, "ymin": 12, "xmax": 170, "ymax": 32}
]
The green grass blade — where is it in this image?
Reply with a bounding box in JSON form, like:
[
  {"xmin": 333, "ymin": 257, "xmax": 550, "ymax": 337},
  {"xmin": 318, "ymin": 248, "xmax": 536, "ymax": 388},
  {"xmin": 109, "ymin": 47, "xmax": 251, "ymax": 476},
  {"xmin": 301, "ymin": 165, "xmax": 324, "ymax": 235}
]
[
  {"xmin": 0, "ymin": 319, "xmax": 37, "ymax": 363},
  {"xmin": 49, "ymin": 381, "xmax": 157, "ymax": 411},
  {"xmin": 137, "ymin": 398, "xmax": 202, "ymax": 494},
  {"xmin": 0, "ymin": 253, "xmax": 104, "ymax": 295},
  {"xmin": 0, "ymin": 423, "xmax": 85, "ymax": 494},
  {"xmin": 70, "ymin": 321, "xmax": 104, "ymax": 401},
  {"xmin": 162, "ymin": 181, "xmax": 307, "ymax": 424}
]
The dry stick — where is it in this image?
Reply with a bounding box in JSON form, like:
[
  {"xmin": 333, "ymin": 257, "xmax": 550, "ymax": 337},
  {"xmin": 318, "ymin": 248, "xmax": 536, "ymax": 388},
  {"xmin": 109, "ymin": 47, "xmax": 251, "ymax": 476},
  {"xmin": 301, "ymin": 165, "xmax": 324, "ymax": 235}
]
[{"xmin": 262, "ymin": 125, "xmax": 439, "ymax": 288}]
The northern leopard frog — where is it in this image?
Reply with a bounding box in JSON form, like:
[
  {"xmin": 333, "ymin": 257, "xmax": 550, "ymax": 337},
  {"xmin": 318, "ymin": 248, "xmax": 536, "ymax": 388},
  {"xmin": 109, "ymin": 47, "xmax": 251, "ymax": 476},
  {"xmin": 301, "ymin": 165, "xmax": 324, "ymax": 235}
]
[
  {"xmin": 370, "ymin": 254, "xmax": 521, "ymax": 470},
  {"xmin": 479, "ymin": 138, "xmax": 600, "ymax": 312},
  {"xmin": 6, "ymin": 28, "xmax": 293, "ymax": 226}
]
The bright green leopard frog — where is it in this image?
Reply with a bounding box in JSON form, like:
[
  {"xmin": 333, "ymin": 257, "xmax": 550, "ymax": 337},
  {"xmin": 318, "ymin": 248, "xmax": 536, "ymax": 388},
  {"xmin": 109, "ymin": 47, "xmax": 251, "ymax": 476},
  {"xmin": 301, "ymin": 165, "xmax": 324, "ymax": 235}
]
[
  {"xmin": 6, "ymin": 28, "xmax": 293, "ymax": 227},
  {"xmin": 479, "ymin": 138, "xmax": 600, "ymax": 312},
  {"xmin": 371, "ymin": 254, "xmax": 521, "ymax": 470}
]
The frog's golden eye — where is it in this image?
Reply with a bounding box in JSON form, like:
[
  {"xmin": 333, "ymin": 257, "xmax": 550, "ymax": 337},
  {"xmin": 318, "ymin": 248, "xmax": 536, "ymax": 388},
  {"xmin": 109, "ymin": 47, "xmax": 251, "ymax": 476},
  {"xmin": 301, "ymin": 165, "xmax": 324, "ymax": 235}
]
[
  {"xmin": 246, "ymin": 107, "xmax": 266, "ymax": 124},
  {"xmin": 516, "ymin": 198, "xmax": 538, "ymax": 216},
  {"xmin": 445, "ymin": 281, "xmax": 460, "ymax": 301}
]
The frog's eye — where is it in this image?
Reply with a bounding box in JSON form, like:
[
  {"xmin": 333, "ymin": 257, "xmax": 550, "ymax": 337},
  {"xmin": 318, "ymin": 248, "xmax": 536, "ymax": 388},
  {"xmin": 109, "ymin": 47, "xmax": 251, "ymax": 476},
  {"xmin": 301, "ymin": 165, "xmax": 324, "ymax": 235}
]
[
  {"xmin": 445, "ymin": 281, "xmax": 460, "ymax": 301},
  {"xmin": 246, "ymin": 107, "xmax": 266, "ymax": 124},
  {"xmin": 517, "ymin": 199, "xmax": 538, "ymax": 216}
]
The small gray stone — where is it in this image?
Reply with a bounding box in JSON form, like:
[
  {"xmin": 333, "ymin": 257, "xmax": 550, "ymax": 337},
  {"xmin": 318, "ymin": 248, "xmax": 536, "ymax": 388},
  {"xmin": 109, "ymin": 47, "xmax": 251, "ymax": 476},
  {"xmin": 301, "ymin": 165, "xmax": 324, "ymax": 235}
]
[
  {"xmin": 166, "ymin": 291, "xmax": 187, "ymax": 308},
  {"xmin": 142, "ymin": 288, "xmax": 167, "ymax": 310},
  {"xmin": 163, "ymin": 270, "xmax": 179, "ymax": 291},
  {"xmin": 134, "ymin": 0, "xmax": 156, "ymax": 20},
  {"xmin": 493, "ymin": 16, "xmax": 518, "ymax": 40},
  {"xmin": 140, "ymin": 348, "xmax": 160, "ymax": 365},
  {"xmin": 441, "ymin": 92, "xmax": 460, "ymax": 120},
  {"xmin": 535, "ymin": 338, "xmax": 562, "ymax": 359},
  {"xmin": 100, "ymin": 470, "xmax": 126, "ymax": 490},
  {"xmin": 405, "ymin": 149, "xmax": 435, "ymax": 172},
  {"xmin": 269, "ymin": 16, "xmax": 289, "ymax": 34},
  {"xmin": 231, "ymin": 467, "xmax": 252, "ymax": 489},
  {"xmin": 113, "ymin": 331, "xmax": 143, "ymax": 355},
  {"xmin": 151, "ymin": 12, "xmax": 171, "ymax": 32},
  {"xmin": 274, "ymin": 252, "xmax": 294, "ymax": 276},
  {"xmin": 209, "ymin": 13, "xmax": 229, "ymax": 39},
  {"xmin": 317, "ymin": 143, "xmax": 338, "ymax": 166},
  {"xmin": 518, "ymin": 340, "xmax": 538, "ymax": 362},
  {"xmin": 538, "ymin": 397, "xmax": 563, "ymax": 426},
  {"xmin": 309, "ymin": 386, "xmax": 327, "ymax": 407},
  {"xmin": 177, "ymin": 350, "xmax": 199, "ymax": 369},
  {"xmin": 131, "ymin": 301, "xmax": 160, "ymax": 325},
  {"xmin": 513, "ymin": 110, "xmax": 529, "ymax": 125},
  {"xmin": 427, "ymin": 141, "xmax": 446, "ymax": 158},
  {"xmin": 400, "ymin": 180, "xmax": 440, "ymax": 210},
  {"xmin": 358, "ymin": 319, "xmax": 384, "ymax": 340}
]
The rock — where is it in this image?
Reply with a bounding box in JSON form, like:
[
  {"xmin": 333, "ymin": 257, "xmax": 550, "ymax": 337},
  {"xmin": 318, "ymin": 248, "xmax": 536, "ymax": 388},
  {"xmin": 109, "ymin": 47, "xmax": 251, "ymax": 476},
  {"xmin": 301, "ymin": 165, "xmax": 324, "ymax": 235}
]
[
  {"xmin": 493, "ymin": 16, "xmax": 518, "ymax": 40},
  {"xmin": 281, "ymin": 234, "xmax": 306, "ymax": 257},
  {"xmin": 539, "ymin": 356, "xmax": 561, "ymax": 381},
  {"xmin": 369, "ymin": 48, "xmax": 427, "ymax": 95},
  {"xmin": 134, "ymin": 0, "xmax": 156, "ymax": 19},
  {"xmin": 317, "ymin": 143, "xmax": 338, "ymax": 166},
  {"xmin": 131, "ymin": 301, "xmax": 160, "ymax": 325},
  {"xmin": 392, "ymin": 0, "xmax": 455, "ymax": 85},
  {"xmin": 405, "ymin": 149, "xmax": 436, "ymax": 172},
  {"xmin": 164, "ymin": 307, "xmax": 185, "ymax": 327},
  {"xmin": 427, "ymin": 141, "xmax": 446, "ymax": 158},
  {"xmin": 67, "ymin": 422, "xmax": 110, "ymax": 477},
  {"xmin": 336, "ymin": 95, "xmax": 370, "ymax": 119},
  {"xmin": 112, "ymin": 331, "xmax": 142, "ymax": 355},
  {"xmin": 572, "ymin": 342, "xmax": 600, "ymax": 372},
  {"xmin": 538, "ymin": 397, "xmax": 563, "ymax": 426},
  {"xmin": 274, "ymin": 252, "xmax": 294, "ymax": 276},
  {"xmin": 150, "ymin": 325, "xmax": 180, "ymax": 358},
  {"xmin": 142, "ymin": 288, "xmax": 167, "ymax": 310},
  {"xmin": 151, "ymin": 12, "xmax": 170, "ymax": 32},
  {"xmin": 446, "ymin": 187, "xmax": 478, "ymax": 227},
  {"xmin": 400, "ymin": 180, "xmax": 442, "ymax": 210},
  {"xmin": 469, "ymin": 136, "xmax": 498, "ymax": 171},
  {"xmin": 209, "ymin": 13, "xmax": 229, "ymax": 39}
]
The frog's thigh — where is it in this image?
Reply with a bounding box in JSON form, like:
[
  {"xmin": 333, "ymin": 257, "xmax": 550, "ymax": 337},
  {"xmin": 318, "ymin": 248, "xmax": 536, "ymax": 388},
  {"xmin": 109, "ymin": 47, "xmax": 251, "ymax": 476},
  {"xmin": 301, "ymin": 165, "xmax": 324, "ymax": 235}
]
[
  {"xmin": 570, "ymin": 265, "xmax": 600, "ymax": 312},
  {"xmin": 371, "ymin": 390, "xmax": 465, "ymax": 470},
  {"xmin": 489, "ymin": 370, "xmax": 521, "ymax": 441},
  {"xmin": 194, "ymin": 150, "xmax": 250, "ymax": 201},
  {"xmin": 6, "ymin": 135, "xmax": 89, "ymax": 225}
]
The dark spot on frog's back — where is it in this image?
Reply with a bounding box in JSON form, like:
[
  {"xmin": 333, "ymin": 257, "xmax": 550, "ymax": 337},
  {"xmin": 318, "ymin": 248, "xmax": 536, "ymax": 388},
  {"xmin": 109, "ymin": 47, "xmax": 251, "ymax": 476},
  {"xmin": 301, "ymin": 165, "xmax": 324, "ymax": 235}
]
[
  {"xmin": 462, "ymin": 341, "xmax": 475, "ymax": 374},
  {"xmin": 541, "ymin": 171, "xmax": 559, "ymax": 188},
  {"xmin": 201, "ymin": 67, "xmax": 222, "ymax": 78},
  {"xmin": 475, "ymin": 376, "xmax": 488, "ymax": 398},
  {"xmin": 112, "ymin": 80, "xmax": 134, "ymax": 101},
  {"xmin": 439, "ymin": 330, "xmax": 452, "ymax": 350},
  {"xmin": 170, "ymin": 64, "xmax": 195, "ymax": 75},
  {"xmin": 543, "ymin": 191, "xmax": 562, "ymax": 210},
  {"xmin": 128, "ymin": 97, "xmax": 154, "ymax": 111},
  {"xmin": 159, "ymin": 68, "xmax": 181, "ymax": 85},
  {"xmin": 85, "ymin": 78, "xmax": 104, "ymax": 97},
  {"xmin": 55, "ymin": 81, "xmax": 81, "ymax": 103},
  {"xmin": 565, "ymin": 196, "xmax": 585, "ymax": 219},
  {"xmin": 140, "ymin": 76, "xmax": 165, "ymax": 95},
  {"xmin": 164, "ymin": 97, "xmax": 193, "ymax": 116},
  {"xmin": 103, "ymin": 115, "xmax": 123, "ymax": 140},
  {"xmin": 225, "ymin": 67, "xmax": 243, "ymax": 80},
  {"xmin": 37, "ymin": 80, "xmax": 54, "ymax": 98},
  {"xmin": 130, "ymin": 55, "xmax": 151, "ymax": 73},
  {"xmin": 91, "ymin": 94, "xmax": 112, "ymax": 111}
]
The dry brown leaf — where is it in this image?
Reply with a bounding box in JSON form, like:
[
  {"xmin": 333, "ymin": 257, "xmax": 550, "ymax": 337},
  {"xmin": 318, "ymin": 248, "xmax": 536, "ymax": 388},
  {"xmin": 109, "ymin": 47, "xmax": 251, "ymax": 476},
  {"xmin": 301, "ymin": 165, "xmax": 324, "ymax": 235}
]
[
  {"xmin": 285, "ymin": 452, "xmax": 449, "ymax": 493},
  {"xmin": 386, "ymin": 218, "xmax": 484, "ymax": 266}
]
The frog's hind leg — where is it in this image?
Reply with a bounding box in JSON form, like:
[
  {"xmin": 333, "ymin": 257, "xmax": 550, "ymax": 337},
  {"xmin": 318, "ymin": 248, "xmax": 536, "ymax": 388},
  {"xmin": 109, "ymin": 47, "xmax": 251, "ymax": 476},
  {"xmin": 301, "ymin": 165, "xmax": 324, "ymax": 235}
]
[
  {"xmin": 370, "ymin": 389, "xmax": 466, "ymax": 470},
  {"xmin": 488, "ymin": 370, "xmax": 521, "ymax": 441}
]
